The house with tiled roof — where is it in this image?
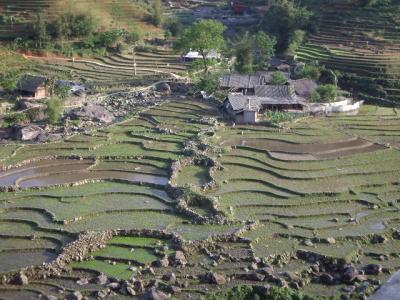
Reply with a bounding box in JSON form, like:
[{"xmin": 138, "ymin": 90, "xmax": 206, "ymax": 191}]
[
  {"xmin": 223, "ymin": 84, "xmax": 306, "ymax": 124},
  {"xmin": 17, "ymin": 75, "xmax": 48, "ymax": 100}
]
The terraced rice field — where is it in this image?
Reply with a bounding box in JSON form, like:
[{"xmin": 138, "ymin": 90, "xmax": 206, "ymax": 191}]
[
  {"xmin": 1, "ymin": 102, "xmax": 400, "ymax": 298},
  {"xmin": 30, "ymin": 48, "xmax": 188, "ymax": 84},
  {"xmin": 296, "ymin": 3, "xmax": 400, "ymax": 102}
]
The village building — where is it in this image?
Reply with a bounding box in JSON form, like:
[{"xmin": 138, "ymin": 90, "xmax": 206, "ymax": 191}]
[
  {"xmin": 17, "ymin": 75, "xmax": 48, "ymax": 100},
  {"xmin": 219, "ymin": 72, "xmax": 290, "ymax": 94},
  {"xmin": 219, "ymin": 74, "xmax": 266, "ymax": 94},
  {"xmin": 223, "ymin": 84, "xmax": 306, "ymax": 124},
  {"xmin": 183, "ymin": 49, "xmax": 221, "ymax": 62}
]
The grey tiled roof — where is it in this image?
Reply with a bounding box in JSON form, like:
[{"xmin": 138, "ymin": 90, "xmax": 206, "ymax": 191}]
[
  {"xmin": 255, "ymin": 71, "xmax": 290, "ymax": 83},
  {"xmin": 254, "ymin": 85, "xmax": 296, "ymax": 98},
  {"xmin": 18, "ymin": 75, "xmax": 46, "ymax": 93},
  {"xmin": 219, "ymin": 74, "xmax": 266, "ymax": 89},
  {"xmin": 226, "ymin": 92, "xmax": 305, "ymax": 112}
]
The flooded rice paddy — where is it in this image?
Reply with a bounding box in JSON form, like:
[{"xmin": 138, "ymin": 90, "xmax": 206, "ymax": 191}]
[{"xmin": 0, "ymin": 103, "xmax": 400, "ymax": 298}]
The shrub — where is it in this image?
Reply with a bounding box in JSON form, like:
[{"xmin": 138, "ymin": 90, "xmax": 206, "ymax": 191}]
[
  {"xmin": 302, "ymin": 65, "xmax": 321, "ymax": 81},
  {"xmin": 195, "ymin": 73, "xmax": 219, "ymax": 95},
  {"xmin": 286, "ymin": 29, "xmax": 305, "ymax": 55},
  {"xmin": 267, "ymin": 110, "xmax": 294, "ymax": 125},
  {"xmin": 150, "ymin": 0, "xmax": 164, "ymax": 26},
  {"xmin": 4, "ymin": 112, "xmax": 28, "ymax": 127},
  {"xmin": 311, "ymin": 84, "xmax": 338, "ymax": 102},
  {"xmin": 46, "ymin": 96, "xmax": 64, "ymax": 124},
  {"xmin": 164, "ymin": 18, "xmax": 183, "ymax": 37},
  {"xmin": 271, "ymin": 71, "xmax": 288, "ymax": 85}
]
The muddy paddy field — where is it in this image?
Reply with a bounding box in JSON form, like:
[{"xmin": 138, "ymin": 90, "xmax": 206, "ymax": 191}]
[{"xmin": 0, "ymin": 100, "xmax": 400, "ymax": 299}]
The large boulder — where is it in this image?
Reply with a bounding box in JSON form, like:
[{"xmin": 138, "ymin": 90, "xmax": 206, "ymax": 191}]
[
  {"xmin": 170, "ymin": 251, "xmax": 187, "ymax": 266},
  {"xmin": 145, "ymin": 287, "xmax": 167, "ymax": 300},
  {"xmin": 13, "ymin": 273, "xmax": 29, "ymax": 285},
  {"xmin": 202, "ymin": 272, "xmax": 226, "ymax": 285},
  {"xmin": 71, "ymin": 104, "xmax": 113, "ymax": 123},
  {"xmin": 13, "ymin": 125, "xmax": 43, "ymax": 141},
  {"xmin": 155, "ymin": 82, "xmax": 171, "ymax": 95}
]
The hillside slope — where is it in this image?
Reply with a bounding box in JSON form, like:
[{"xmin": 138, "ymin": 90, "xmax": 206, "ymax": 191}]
[
  {"xmin": 0, "ymin": 0, "xmax": 161, "ymax": 39},
  {"xmin": 296, "ymin": 2, "xmax": 400, "ymax": 102}
]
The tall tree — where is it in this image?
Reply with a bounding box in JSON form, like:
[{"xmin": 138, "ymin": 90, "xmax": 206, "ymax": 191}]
[
  {"xmin": 31, "ymin": 13, "xmax": 48, "ymax": 48},
  {"xmin": 176, "ymin": 20, "xmax": 226, "ymax": 73},
  {"xmin": 151, "ymin": 0, "xmax": 164, "ymax": 27}
]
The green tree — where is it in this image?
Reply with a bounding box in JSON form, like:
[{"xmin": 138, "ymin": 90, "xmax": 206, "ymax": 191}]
[
  {"xmin": 254, "ymin": 31, "xmax": 276, "ymax": 68},
  {"xmin": 46, "ymin": 96, "xmax": 64, "ymax": 124},
  {"xmin": 235, "ymin": 31, "xmax": 276, "ymax": 73},
  {"xmin": 311, "ymin": 84, "xmax": 338, "ymax": 102},
  {"xmin": 286, "ymin": 29, "xmax": 306, "ymax": 55},
  {"xmin": 151, "ymin": 0, "xmax": 164, "ymax": 27},
  {"xmin": 163, "ymin": 17, "xmax": 183, "ymax": 37},
  {"xmin": 235, "ymin": 33, "xmax": 254, "ymax": 73},
  {"xmin": 271, "ymin": 71, "xmax": 288, "ymax": 85},
  {"xmin": 31, "ymin": 13, "xmax": 49, "ymax": 48},
  {"xmin": 176, "ymin": 20, "xmax": 226, "ymax": 73},
  {"xmin": 262, "ymin": 0, "xmax": 313, "ymax": 51},
  {"xmin": 302, "ymin": 64, "xmax": 321, "ymax": 80},
  {"xmin": 0, "ymin": 70, "xmax": 21, "ymax": 93}
]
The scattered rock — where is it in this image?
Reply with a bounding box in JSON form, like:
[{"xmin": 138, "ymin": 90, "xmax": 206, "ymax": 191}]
[
  {"xmin": 71, "ymin": 104, "xmax": 114, "ymax": 123},
  {"xmin": 162, "ymin": 272, "xmax": 177, "ymax": 284},
  {"xmin": 342, "ymin": 266, "xmax": 358, "ymax": 283},
  {"xmin": 66, "ymin": 291, "xmax": 83, "ymax": 300},
  {"xmin": 168, "ymin": 285, "xmax": 182, "ymax": 294},
  {"xmin": 96, "ymin": 289, "xmax": 110, "ymax": 299},
  {"xmin": 202, "ymin": 272, "xmax": 226, "ymax": 285},
  {"xmin": 302, "ymin": 239, "xmax": 314, "ymax": 247},
  {"xmin": 107, "ymin": 282, "xmax": 120, "ymax": 290},
  {"xmin": 95, "ymin": 273, "xmax": 108, "ymax": 285},
  {"xmin": 319, "ymin": 273, "xmax": 334, "ymax": 285},
  {"xmin": 145, "ymin": 287, "xmax": 167, "ymax": 300},
  {"xmin": 372, "ymin": 235, "xmax": 388, "ymax": 244},
  {"xmin": 324, "ymin": 237, "xmax": 336, "ymax": 245},
  {"xmin": 155, "ymin": 82, "xmax": 171, "ymax": 95},
  {"xmin": 13, "ymin": 273, "xmax": 29, "ymax": 285},
  {"xmin": 126, "ymin": 286, "xmax": 136, "ymax": 296},
  {"xmin": 134, "ymin": 280, "xmax": 145, "ymax": 293},
  {"xmin": 171, "ymin": 251, "xmax": 187, "ymax": 266},
  {"xmin": 247, "ymin": 271, "xmax": 265, "ymax": 282},
  {"xmin": 76, "ymin": 278, "xmax": 88, "ymax": 286},
  {"xmin": 156, "ymin": 257, "xmax": 169, "ymax": 267},
  {"xmin": 364, "ymin": 264, "xmax": 383, "ymax": 275},
  {"xmin": 13, "ymin": 125, "xmax": 43, "ymax": 141}
]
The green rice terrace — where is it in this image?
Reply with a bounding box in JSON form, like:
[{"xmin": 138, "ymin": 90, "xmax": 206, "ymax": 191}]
[
  {"xmin": 0, "ymin": 98, "xmax": 400, "ymax": 299},
  {"xmin": 296, "ymin": 2, "xmax": 400, "ymax": 102}
]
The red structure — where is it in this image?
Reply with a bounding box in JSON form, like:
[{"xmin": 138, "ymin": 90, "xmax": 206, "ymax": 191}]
[{"xmin": 232, "ymin": 1, "xmax": 246, "ymax": 14}]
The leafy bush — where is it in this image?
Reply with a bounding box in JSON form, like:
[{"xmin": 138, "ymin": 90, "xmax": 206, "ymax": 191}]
[
  {"xmin": 267, "ymin": 110, "xmax": 294, "ymax": 125},
  {"xmin": 164, "ymin": 18, "xmax": 183, "ymax": 37},
  {"xmin": 4, "ymin": 113, "xmax": 28, "ymax": 127},
  {"xmin": 195, "ymin": 73, "xmax": 219, "ymax": 95},
  {"xmin": 46, "ymin": 96, "xmax": 64, "ymax": 124},
  {"xmin": 311, "ymin": 84, "xmax": 338, "ymax": 102},
  {"xmin": 150, "ymin": 0, "xmax": 164, "ymax": 26},
  {"xmin": 286, "ymin": 29, "xmax": 305, "ymax": 55},
  {"xmin": 271, "ymin": 71, "xmax": 288, "ymax": 85},
  {"xmin": 301, "ymin": 65, "xmax": 321, "ymax": 81}
]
